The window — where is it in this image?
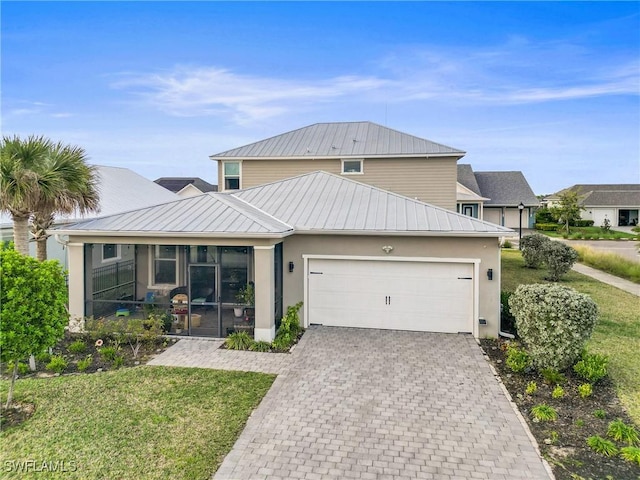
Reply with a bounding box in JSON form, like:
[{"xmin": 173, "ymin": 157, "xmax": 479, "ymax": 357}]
[
  {"xmin": 341, "ymin": 159, "xmax": 363, "ymax": 174},
  {"xmin": 223, "ymin": 162, "xmax": 241, "ymax": 190},
  {"xmin": 102, "ymin": 244, "xmax": 120, "ymax": 262},
  {"xmin": 150, "ymin": 245, "xmax": 178, "ymax": 286}
]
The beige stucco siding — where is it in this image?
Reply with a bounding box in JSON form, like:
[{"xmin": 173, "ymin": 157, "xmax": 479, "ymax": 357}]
[
  {"xmin": 281, "ymin": 234, "xmax": 501, "ymax": 338},
  {"xmin": 218, "ymin": 157, "xmax": 458, "ymax": 210}
]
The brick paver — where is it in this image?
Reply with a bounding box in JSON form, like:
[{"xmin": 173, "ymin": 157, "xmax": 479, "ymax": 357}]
[{"xmin": 152, "ymin": 327, "xmax": 553, "ymax": 479}]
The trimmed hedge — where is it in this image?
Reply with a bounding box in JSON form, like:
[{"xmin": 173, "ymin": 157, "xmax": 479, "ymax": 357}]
[
  {"xmin": 573, "ymin": 219, "xmax": 595, "ymax": 227},
  {"xmin": 535, "ymin": 223, "xmax": 560, "ymax": 231}
]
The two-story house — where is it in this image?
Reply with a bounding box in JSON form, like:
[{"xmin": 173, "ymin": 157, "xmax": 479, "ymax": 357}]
[{"xmin": 57, "ymin": 122, "xmax": 512, "ymax": 343}]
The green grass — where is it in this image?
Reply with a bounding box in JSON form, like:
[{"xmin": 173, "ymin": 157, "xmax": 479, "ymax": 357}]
[
  {"xmin": 502, "ymin": 250, "xmax": 640, "ymax": 425},
  {"xmin": 538, "ymin": 226, "xmax": 638, "ymax": 240},
  {"xmin": 573, "ymin": 245, "xmax": 640, "ymax": 284},
  {"xmin": 1, "ymin": 367, "xmax": 275, "ymax": 480}
]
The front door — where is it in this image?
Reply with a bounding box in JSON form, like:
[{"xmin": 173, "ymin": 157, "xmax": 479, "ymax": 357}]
[{"xmin": 188, "ymin": 264, "xmax": 219, "ymax": 336}]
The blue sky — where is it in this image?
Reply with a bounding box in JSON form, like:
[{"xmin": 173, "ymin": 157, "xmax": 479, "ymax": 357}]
[{"xmin": 2, "ymin": 1, "xmax": 639, "ymax": 194}]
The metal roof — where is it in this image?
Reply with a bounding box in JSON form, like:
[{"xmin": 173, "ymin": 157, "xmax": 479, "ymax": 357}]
[
  {"xmin": 57, "ymin": 194, "xmax": 293, "ymax": 236},
  {"xmin": 58, "ymin": 171, "xmax": 511, "ymax": 237},
  {"xmin": 474, "ymin": 171, "xmax": 539, "ymax": 207},
  {"xmin": 211, "ymin": 122, "xmax": 465, "ymax": 159},
  {"xmin": 234, "ymin": 171, "xmax": 511, "ymax": 235}
]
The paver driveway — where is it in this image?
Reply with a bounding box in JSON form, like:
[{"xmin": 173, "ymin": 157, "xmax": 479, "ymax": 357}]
[{"xmin": 213, "ymin": 327, "xmax": 552, "ymax": 480}]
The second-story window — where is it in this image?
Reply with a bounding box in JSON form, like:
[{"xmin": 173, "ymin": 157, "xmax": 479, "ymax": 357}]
[
  {"xmin": 341, "ymin": 159, "xmax": 363, "ymax": 174},
  {"xmin": 223, "ymin": 162, "xmax": 241, "ymax": 190}
]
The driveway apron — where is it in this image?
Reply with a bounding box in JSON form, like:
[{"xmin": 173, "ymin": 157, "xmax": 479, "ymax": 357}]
[{"xmin": 213, "ymin": 327, "xmax": 551, "ymax": 480}]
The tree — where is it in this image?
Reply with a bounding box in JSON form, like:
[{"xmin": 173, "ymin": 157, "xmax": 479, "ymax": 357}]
[
  {"xmin": 551, "ymin": 190, "xmax": 584, "ymax": 234},
  {"xmin": 31, "ymin": 142, "xmax": 99, "ymax": 261},
  {"xmin": 0, "ymin": 246, "xmax": 69, "ymax": 408},
  {"xmin": 0, "ymin": 135, "xmax": 99, "ymax": 259},
  {"xmin": 0, "ymin": 136, "xmax": 52, "ymax": 255}
]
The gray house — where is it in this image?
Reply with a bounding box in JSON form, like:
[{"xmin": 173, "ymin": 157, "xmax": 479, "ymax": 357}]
[{"xmin": 56, "ymin": 171, "xmax": 511, "ymax": 342}]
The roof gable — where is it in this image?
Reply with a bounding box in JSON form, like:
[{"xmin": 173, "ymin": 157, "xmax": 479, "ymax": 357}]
[
  {"xmin": 474, "ymin": 171, "xmax": 539, "ymax": 207},
  {"xmin": 457, "ymin": 164, "xmax": 482, "ymax": 195},
  {"xmin": 211, "ymin": 122, "xmax": 465, "ymax": 159},
  {"xmin": 155, "ymin": 177, "xmax": 217, "ymax": 193}
]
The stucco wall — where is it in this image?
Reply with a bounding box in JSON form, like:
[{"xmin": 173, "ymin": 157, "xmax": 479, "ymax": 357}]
[{"xmin": 281, "ymin": 234, "xmax": 501, "ymax": 338}]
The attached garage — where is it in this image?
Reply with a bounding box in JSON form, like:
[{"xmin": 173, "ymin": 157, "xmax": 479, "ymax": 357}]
[{"xmin": 306, "ymin": 257, "xmax": 476, "ymax": 334}]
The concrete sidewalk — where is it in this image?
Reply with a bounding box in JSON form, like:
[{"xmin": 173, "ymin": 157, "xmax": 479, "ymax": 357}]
[{"xmin": 572, "ymin": 263, "xmax": 639, "ymax": 296}]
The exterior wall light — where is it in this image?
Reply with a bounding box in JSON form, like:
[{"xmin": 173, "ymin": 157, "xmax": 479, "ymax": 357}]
[{"xmin": 382, "ymin": 245, "xmax": 394, "ymax": 254}]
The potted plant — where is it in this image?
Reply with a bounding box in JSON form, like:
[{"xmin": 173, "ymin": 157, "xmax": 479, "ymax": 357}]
[{"xmin": 235, "ymin": 283, "xmax": 255, "ymax": 318}]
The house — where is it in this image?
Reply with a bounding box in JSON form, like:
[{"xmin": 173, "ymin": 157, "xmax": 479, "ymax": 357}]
[
  {"xmin": 0, "ymin": 165, "xmax": 179, "ymax": 269},
  {"xmin": 544, "ymin": 184, "xmax": 640, "ymax": 227},
  {"xmin": 55, "ymin": 171, "xmax": 511, "ymax": 342},
  {"xmin": 154, "ymin": 177, "xmax": 217, "ymax": 198},
  {"xmin": 457, "ymin": 165, "xmax": 539, "ymax": 229},
  {"xmin": 211, "ymin": 121, "xmax": 466, "ymax": 210}
]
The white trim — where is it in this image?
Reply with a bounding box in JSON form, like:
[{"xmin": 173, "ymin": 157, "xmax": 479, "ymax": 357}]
[
  {"xmin": 101, "ymin": 243, "xmax": 121, "ymax": 263},
  {"xmin": 341, "ymin": 158, "xmax": 364, "ymax": 175},
  {"xmin": 253, "ymin": 245, "xmax": 276, "ymax": 250},
  {"xmin": 147, "ymin": 245, "xmax": 180, "ymax": 289},
  {"xmin": 302, "ymin": 254, "xmax": 481, "ymax": 336},
  {"xmin": 210, "ymin": 152, "xmax": 465, "ymax": 161},
  {"xmin": 222, "ymin": 160, "xmax": 242, "ymax": 191}
]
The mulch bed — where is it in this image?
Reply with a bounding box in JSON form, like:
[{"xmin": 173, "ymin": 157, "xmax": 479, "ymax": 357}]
[
  {"xmin": 1, "ymin": 332, "xmax": 172, "ymax": 428},
  {"xmin": 480, "ymin": 338, "xmax": 640, "ymax": 480}
]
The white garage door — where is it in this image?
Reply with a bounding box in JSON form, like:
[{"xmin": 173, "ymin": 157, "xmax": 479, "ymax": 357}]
[
  {"xmin": 591, "ymin": 209, "xmax": 616, "ymax": 228},
  {"xmin": 307, "ymin": 259, "xmax": 474, "ymax": 333}
]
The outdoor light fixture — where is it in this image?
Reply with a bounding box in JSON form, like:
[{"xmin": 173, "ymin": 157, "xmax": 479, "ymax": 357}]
[
  {"xmin": 518, "ymin": 202, "xmax": 525, "ymax": 250},
  {"xmin": 487, "ymin": 268, "xmax": 493, "ymax": 280},
  {"xmin": 382, "ymin": 245, "xmax": 394, "ymax": 254},
  {"xmin": 288, "ymin": 261, "xmax": 294, "ymax": 273}
]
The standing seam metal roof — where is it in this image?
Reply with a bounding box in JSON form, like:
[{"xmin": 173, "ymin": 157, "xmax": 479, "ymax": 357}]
[{"xmin": 210, "ymin": 122, "xmax": 465, "ymax": 158}]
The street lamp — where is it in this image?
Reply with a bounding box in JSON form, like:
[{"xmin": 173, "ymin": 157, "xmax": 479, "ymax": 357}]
[{"xmin": 518, "ymin": 202, "xmax": 525, "ymax": 249}]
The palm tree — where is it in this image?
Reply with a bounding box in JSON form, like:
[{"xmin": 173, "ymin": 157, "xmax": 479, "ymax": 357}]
[
  {"xmin": 0, "ymin": 135, "xmax": 99, "ymax": 259},
  {"xmin": 0, "ymin": 135, "xmax": 53, "ymax": 255},
  {"xmin": 31, "ymin": 142, "xmax": 99, "ymax": 261}
]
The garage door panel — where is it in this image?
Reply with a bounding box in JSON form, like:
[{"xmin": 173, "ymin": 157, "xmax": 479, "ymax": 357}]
[{"xmin": 308, "ymin": 259, "xmax": 474, "ymax": 333}]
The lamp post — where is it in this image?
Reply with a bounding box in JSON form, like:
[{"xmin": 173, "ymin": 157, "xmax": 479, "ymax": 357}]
[{"xmin": 518, "ymin": 202, "xmax": 525, "ymax": 250}]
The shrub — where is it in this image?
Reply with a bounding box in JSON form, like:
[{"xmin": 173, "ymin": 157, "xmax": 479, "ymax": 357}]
[
  {"xmin": 531, "ymin": 404, "xmax": 558, "ymax": 422},
  {"xmin": 535, "ymin": 207, "xmax": 557, "ymax": 224},
  {"xmin": 508, "ymin": 284, "xmax": 598, "ymax": 370},
  {"xmin": 272, "ymin": 302, "xmax": 304, "ymax": 352},
  {"xmin": 77, "ymin": 355, "xmax": 93, "ymax": 372},
  {"xmin": 271, "ymin": 335, "xmax": 293, "ymax": 352},
  {"xmin": 620, "ymin": 446, "xmax": 640, "ymax": 465},
  {"xmin": 500, "ymin": 291, "xmax": 517, "ymax": 336},
  {"xmin": 543, "ymin": 241, "xmax": 578, "ymax": 281},
  {"xmin": 35, "ymin": 351, "xmax": 51, "ymax": 364},
  {"xmin": 68, "ymin": 339, "xmax": 87, "ymax": 354},
  {"xmin": 113, "ymin": 355, "xmax": 125, "ymax": 369},
  {"xmin": 506, "ymin": 346, "xmax": 530, "ymax": 373},
  {"xmin": 574, "ymin": 219, "xmax": 594, "ymax": 227},
  {"xmin": 46, "ymin": 355, "xmax": 67, "ymax": 374},
  {"xmin": 574, "ymin": 352, "xmax": 608, "ymax": 383},
  {"xmin": 551, "ymin": 385, "xmax": 565, "ymax": 399},
  {"xmin": 534, "ymin": 223, "xmax": 560, "ymax": 232},
  {"xmin": 540, "ymin": 368, "xmax": 566, "ymax": 385},
  {"xmin": 587, "ymin": 436, "xmax": 619, "ymax": 457},
  {"xmin": 578, "ymin": 383, "xmax": 593, "ymax": 398},
  {"xmin": 525, "ymin": 381, "xmax": 537, "ymax": 395},
  {"xmin": 608, "ymin": 419, "xmax": 639, "ymax": 445},
  {"xmin": 99, "ymin": 346, "xmax": 118, "ymax": 362},
  {"xmin": 520, "ymin": 234, "xmax": 551, "ymax": 268},
  {"xmin": 249, "ymin": 341, "xmax": 272, "ymax": 352},
  {"xmin": 7, "ymin": 361, "xmax": 30, "ymax": 376},
  {"xmin": 593, "ymin": 409, "xmax": 607, "ymax": 419},
  {"xmin": 225, "ymin": 331, "xmax": 254, "ymax": 350},
  {"xmin": 502, "ymin": 239, "xmax": 513, "ymax": 249}
]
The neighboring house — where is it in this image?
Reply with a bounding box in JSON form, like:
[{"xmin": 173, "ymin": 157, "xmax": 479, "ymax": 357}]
[
  {"xmin": 0, "ymin": 165, "xmax": 179, "ymax": 269},
  {"xmin": 211, "ymin": 121, "xmax": 466, "ymax": 210},
  {"xmin": 544, "ymin": 184, "xmax": 640, "ymax": 227},
  {"xmin": 457, "ymin": 165, "xmax": 539, "ymax": 229},
  {"xmin": 154, "ymin": 177, "xmax": 217, "ymax": 198},
  {"xmin": 55, "ymin": 171, "xmax": 511, "ymax": 342}
]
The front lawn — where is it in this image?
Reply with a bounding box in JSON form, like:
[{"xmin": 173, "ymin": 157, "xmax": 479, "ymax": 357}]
[
  {"xmin": 0, "ymin": 367, "xmax": 275, "ymax": 479},
  {"xmin": 501, "ymin": 249, "xmax": 640, "ymax": 424}
]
